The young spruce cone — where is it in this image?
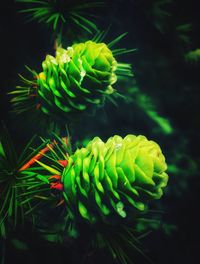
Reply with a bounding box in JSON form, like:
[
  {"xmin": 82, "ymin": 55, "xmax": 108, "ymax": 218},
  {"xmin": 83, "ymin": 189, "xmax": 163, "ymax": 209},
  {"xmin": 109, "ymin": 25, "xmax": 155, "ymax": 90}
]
[
  {"xmin": 37, "ymin": 41, "xmax": 117, "ymax": 117},
  {"xmin": 62, "ymin": 134, "xmax": 168, "ymax": 223}
]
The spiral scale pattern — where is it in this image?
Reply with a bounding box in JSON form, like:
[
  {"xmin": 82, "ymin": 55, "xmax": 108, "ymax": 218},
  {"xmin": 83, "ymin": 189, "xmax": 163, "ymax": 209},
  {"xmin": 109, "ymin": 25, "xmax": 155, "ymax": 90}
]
[
  {"xmin": 62, "ymin": 135, "xmax": 168, "ymax": 223},
  {"xmin": 37, "ymin": 41, "xmax": 117, "ymax": 117}
]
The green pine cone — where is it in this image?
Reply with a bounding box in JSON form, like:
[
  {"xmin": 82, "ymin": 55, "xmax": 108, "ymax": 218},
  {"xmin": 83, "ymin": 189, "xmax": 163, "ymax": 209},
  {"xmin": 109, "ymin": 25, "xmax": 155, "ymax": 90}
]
[
  {"xmin": 37, "ymin": 41, "xmax": 117, "ymax": 117},
  {"xmin": 62, "ymin": 134, "xmax": 168, "ymax": 223}
]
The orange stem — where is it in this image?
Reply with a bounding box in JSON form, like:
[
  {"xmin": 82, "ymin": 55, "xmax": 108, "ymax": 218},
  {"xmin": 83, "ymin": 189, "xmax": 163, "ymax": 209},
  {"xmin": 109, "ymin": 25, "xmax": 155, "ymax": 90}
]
[
  {"xmin": 19, "ymin": 142, "xmax": 55, "ymax": 171},
  {"xmin": 19, "ymin": 137, "xmax": 69, "ymax": 172}
]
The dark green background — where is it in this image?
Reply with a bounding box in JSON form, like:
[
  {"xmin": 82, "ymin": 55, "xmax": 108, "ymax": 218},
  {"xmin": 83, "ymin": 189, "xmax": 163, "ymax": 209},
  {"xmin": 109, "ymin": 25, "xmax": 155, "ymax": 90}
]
[{"xmin": 0, "ymin": 0, "xmax": 199, "ymax": 263}]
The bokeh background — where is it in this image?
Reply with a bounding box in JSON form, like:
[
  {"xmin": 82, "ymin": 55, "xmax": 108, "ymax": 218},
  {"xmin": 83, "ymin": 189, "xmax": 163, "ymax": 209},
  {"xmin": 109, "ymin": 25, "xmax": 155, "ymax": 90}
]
[{"xmin": 0, "ymin": 0, "xmax": 200, "ymax": 263}]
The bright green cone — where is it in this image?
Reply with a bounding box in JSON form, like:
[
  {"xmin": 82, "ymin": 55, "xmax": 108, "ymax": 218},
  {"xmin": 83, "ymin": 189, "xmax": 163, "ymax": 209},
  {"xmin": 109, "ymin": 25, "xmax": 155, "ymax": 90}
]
[
  {"xmin": 11, "ymin": 39, "xmax": 134, "ymax": 120},
  {"xmin": 37, "ymin": 41, "xmax": 117, "ymax": 117},
  {"xmin": 62, "ymin": 134, "xmax": 168, "ymax": 223},
  {"xmin": 11, "ymin": 34, "xmax": 134, "ymax": 120}
]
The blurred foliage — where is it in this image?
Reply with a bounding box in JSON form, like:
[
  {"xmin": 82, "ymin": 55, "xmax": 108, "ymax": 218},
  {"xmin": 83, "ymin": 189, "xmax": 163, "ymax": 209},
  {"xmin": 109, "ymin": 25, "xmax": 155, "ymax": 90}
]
[
  {"xmin": 185, "ymin": 48, "xmax": 200, "ymax": 62},
  {"xmin": 123, "ymin": 80, "xmax": 174, "ymax": 135},
  {"xmin": 145, "ymin": 0, "xmax": 173, "ymax": 33},
  {"xmin": 176, "ymin": 23, "xmax": 192, "ymax": 45},
  {"xmin": 16, "ymin": 0, "xmax": 105, "ymax": 42}
]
